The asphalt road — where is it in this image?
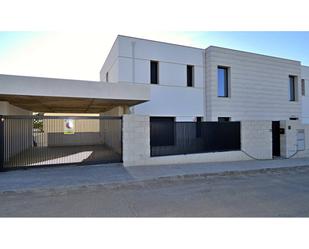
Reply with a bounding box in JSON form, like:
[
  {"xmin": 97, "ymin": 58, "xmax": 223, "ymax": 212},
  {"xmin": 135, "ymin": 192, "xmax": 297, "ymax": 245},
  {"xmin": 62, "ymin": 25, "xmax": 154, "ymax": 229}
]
[{"xmin": 1, "ymin": 166, "xmax": 309, "ymax": 217}]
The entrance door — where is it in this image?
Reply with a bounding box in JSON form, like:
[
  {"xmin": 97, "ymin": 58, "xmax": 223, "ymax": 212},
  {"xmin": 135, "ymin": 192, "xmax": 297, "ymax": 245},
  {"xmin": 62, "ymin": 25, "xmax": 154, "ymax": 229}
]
[{"xmin": 272, "ymin": 121, "xmax": 281, "ymax": 157}]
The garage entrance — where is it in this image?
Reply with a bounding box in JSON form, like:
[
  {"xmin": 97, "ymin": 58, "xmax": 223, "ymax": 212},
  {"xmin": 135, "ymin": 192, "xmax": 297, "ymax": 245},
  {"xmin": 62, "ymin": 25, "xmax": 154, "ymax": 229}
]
[{"xmin": 0, "ymin": 115, "xmax": 122, "ymax": 170}]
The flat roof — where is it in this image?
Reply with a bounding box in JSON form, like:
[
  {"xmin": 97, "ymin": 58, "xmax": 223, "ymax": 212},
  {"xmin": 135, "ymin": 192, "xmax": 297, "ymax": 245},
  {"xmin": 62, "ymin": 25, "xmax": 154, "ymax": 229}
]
[
  {"xmin": 0, "ymin": 74, "xmax": 150, "ymax": 113},
  {"xmin": 118, "ymin": 35, "xmax": 302, "ymax": 63}
]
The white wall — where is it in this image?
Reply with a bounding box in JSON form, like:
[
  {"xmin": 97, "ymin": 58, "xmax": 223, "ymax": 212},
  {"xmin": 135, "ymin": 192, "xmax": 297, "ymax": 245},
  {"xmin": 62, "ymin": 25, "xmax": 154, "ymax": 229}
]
[
  {"xmin": 301, "ymin": 65, "xmax": 309, "ymax": 124},
  {"xmin": 205, "ymin": 46, "xmax": 302, "ymax": 121},
  {"xmin": 114, "ymin": 35, "xmax": 205, "ymax": 120},
  {"xmin": 133, "ymin": 85, "xmax": 204, "ymax": 121},
  {"xmin": 100, "ymin": 38, "xmax": 119, "ymax": 83}
]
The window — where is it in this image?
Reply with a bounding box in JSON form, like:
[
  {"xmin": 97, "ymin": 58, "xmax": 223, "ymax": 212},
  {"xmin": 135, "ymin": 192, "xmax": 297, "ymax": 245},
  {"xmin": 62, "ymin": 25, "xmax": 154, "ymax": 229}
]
[
  {"xmin": 218, "ymin": 117, "xmax": 231, "ymax": 122},
  {"xmin": 302, "ymin": 79, "xmax": 305, "ymax": 96},
  {"xmin": 106, "ymin": 72, "xmax": 109, "ymax": 82},
  {"xmin": 218, "ymin": 66, "xmax": 229, "ymax": 97},
  {"xmin": 289, "ymin": 75, "xmax": 297, "ymax": 101},
  {"xmin": 150, "ymin": 61, "xmax": 159, "ymax": 84},
  {"xmin": 297, "ymin": 129, "xmax": 305, "ymax": 151},
  {"xmin": 187, "ymin": 65, "xmax": 194, "ymax": 87},
  {"xmin": 289, "ymin": 117, "xmax": 299, "ymax": 120}
]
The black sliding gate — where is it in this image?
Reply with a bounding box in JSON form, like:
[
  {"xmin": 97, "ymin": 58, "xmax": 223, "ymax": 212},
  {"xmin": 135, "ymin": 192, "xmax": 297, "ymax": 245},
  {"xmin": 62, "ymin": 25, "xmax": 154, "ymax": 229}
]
[
  {"xmin": 150, "ymin": 120, "xmax": 241, "ymax": 157},
  {"xmin": 0, "ymin": 115, "xmax": 122, "ymax": 170}
]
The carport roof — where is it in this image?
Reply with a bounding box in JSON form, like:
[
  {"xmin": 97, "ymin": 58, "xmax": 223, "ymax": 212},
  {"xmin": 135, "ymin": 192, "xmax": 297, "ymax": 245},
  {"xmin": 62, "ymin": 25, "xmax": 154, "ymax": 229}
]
[{"xmin": 0, "ymin": 74, "xmax": 150, "ymax": 113}]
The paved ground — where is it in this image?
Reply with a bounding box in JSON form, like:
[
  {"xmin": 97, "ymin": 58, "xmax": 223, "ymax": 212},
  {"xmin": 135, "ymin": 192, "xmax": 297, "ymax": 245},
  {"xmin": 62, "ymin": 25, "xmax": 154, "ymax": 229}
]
[
  {"xmin": 1, "ymin": 157, "xmax": 309, "ymax": 192},
  {"xmin": 1, "ymin": 166, "xmax": 309, "ymax": 217},
  {"xmin": 6, "ymin": 145, "xmax": 121, "ymax": 167}
]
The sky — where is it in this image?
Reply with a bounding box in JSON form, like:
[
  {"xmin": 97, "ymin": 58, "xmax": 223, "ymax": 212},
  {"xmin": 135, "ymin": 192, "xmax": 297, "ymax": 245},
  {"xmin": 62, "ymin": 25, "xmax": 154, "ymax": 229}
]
[{"xmin": 0, "ymin": 31, "xmax": 308, "ymax": 81}]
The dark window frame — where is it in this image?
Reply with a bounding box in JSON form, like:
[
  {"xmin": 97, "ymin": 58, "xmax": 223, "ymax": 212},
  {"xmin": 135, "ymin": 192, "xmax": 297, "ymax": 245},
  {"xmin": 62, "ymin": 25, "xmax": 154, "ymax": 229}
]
[
  {"xmin": 217, "ymin": 66, "xmax": 229, "ymax": 97},
  {"xmin": 289, "ymin": 75, "xmax": 297, "ymax": 101},
  {"xmin": 150, "ymin": 61, "xmax": 159, "ymax": 84},
  {"xmin": 187, "ymin": 65, "xmax": 194, "ymax": 87}
]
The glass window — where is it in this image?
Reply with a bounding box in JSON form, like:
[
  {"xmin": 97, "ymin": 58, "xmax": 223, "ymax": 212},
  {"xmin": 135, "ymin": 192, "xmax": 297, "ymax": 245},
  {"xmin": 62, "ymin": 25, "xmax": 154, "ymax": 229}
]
[
  {"xmin": 187, "ymin": 65, "xmax": 194, "ymax": 87},
  {"xmin": 150, "ymin": 61, "xmax": 158, "ymax": 84},
  {"xmin": 218, "ymin": 66, "xmax": 229, "ymax": 97},
  {"xmin": 302, "ymin": 79, "xmax": 305, "ymax": 96},
  {"xmin": 289, "ymin": 76, "xmax": 296, "ymax": 101}
]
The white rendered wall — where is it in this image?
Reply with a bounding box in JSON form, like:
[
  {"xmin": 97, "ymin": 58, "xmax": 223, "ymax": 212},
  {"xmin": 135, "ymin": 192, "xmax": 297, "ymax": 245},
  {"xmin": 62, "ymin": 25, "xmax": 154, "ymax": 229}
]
[
  {"xmin": 108, "ymin": 35, "xmax": 205, "ymax": 120},
  {"xmin": 133, "ymin": 85, "xmax": 204, "ymax": 121},
  {"xmin": 205, "ymin": 46, "xmax": 302, "ymax": 121},
  {"xmin": 301, "ymin": 66, "xmax": 309, "ymax": 124},
  {"xmin": 100, "ymin": 38, "xmax": 119, "ymax": 83}
]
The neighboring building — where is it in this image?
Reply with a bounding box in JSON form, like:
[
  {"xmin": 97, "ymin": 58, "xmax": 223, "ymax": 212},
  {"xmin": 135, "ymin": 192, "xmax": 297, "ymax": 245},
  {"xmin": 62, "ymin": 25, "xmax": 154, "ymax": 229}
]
[
  {"xmin": 301, "ymin": 66, "xmax": 309, "ymax": 124},
  {"xmin": 101, "ymin": 35, "xmax": 307, "ymax": 123}
]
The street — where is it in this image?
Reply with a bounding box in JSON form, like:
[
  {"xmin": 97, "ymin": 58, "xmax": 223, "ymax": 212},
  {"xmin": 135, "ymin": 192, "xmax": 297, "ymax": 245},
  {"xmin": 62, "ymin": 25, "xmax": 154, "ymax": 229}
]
[{"xmin": 1, "ymin": 166, "xmax": 309, "ymax": 217}]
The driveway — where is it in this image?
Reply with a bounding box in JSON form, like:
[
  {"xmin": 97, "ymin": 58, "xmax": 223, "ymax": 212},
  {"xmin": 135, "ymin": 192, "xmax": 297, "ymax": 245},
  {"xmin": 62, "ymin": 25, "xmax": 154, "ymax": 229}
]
[{"xmin": 1, "ymin": 166, "xmax": 309, "ymax": 217}]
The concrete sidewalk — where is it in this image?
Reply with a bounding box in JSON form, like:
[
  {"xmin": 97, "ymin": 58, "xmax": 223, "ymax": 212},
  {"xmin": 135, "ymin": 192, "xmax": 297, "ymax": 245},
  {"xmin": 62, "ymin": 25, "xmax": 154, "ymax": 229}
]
[{"xmin": 1, "ymin": 157, "xmax": 309, "ymax": 192}]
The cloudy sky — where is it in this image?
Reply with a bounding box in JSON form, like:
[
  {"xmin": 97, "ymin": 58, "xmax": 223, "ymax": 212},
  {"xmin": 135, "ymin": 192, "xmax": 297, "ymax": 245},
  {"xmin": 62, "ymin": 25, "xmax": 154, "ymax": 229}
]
[{"xmin": 0, "ymin": 31, "xmax": 308, "ymax": 81}]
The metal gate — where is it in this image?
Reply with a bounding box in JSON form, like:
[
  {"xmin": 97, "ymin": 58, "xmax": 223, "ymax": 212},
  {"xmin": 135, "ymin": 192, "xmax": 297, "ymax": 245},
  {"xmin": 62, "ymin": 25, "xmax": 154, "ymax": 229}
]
[
  {"xmin": 150, "ymin": 120, "xmax": 241, "ymax": 157},
  {"xmin": 0, "ymin": 115, "xmax": 122, "ymax": 170}
]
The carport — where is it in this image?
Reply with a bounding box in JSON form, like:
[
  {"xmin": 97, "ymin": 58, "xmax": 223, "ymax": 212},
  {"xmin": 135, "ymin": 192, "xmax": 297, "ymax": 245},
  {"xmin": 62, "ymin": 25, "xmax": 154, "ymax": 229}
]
[{"xmin": 0, "ymin": 74, "xmax": 150, "ymax": 169}]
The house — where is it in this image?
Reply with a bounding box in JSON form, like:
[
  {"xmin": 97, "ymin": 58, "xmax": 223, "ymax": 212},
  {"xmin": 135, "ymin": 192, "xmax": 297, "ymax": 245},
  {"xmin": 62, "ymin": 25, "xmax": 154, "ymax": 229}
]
[
  {"xmin": 101, "ymin": 35, "xmax": 308, "ymax": 123},
  {"xmin": 0, "ymin": 34, "xmax": 308, "ymax": 170}
]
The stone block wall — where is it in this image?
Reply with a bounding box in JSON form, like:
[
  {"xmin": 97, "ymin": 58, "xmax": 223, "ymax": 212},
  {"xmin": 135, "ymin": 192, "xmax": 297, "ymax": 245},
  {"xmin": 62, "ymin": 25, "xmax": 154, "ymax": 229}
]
[
  {"xmin": 123, "ymin": 116, "xmax": 294, "ymax": 167},
  {"xmin": 122, "ymin": 114, "xmax": 150, "ymax": 166},
  {"xmin": 280, "ymin": 120, "xmax": 309, "ymax": 158},
  {"xmin": 241, "ymin": 121, "xmax": 272, "ymax": 159}
]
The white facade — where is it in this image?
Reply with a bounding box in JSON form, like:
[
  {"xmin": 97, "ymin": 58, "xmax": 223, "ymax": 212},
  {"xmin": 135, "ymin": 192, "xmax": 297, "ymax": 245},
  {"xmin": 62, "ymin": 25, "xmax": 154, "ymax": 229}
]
[
  {"xmin": 101, "ymin": 35, "xmax": 205, "ymax": 121},
  {"xmin": 102, "ymin": 35, "xmax": 307, "ymax": 122}
]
